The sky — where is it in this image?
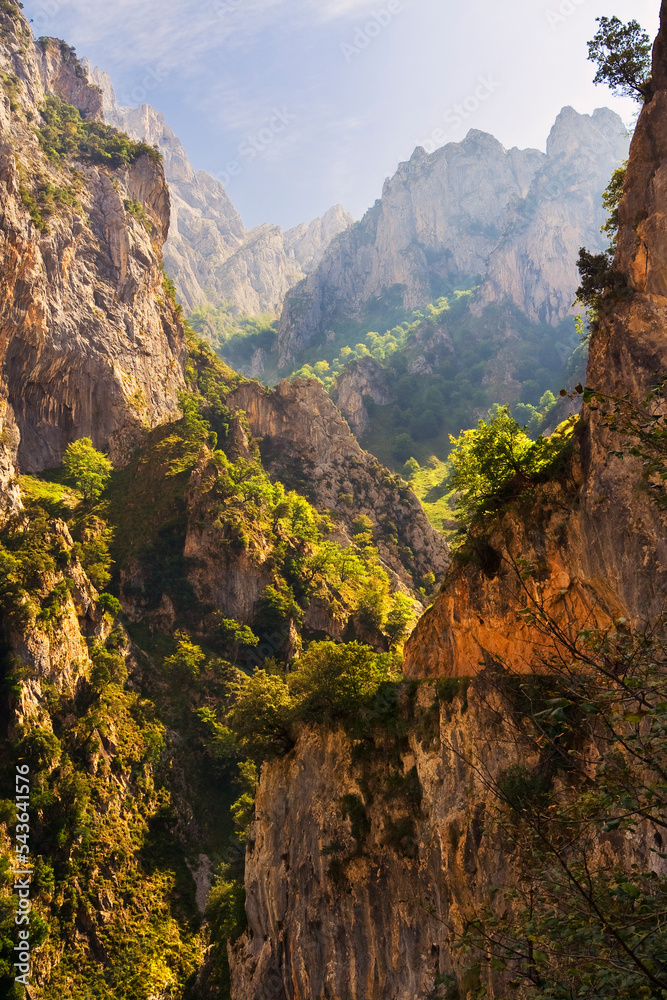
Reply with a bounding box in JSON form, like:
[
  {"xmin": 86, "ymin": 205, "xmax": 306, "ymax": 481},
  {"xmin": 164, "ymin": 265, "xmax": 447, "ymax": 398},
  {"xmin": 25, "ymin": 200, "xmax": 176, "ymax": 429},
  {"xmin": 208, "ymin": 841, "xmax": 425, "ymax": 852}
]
[{"xmin": 20, "ymin": 0, "xmax": 660, "ymax": 230}]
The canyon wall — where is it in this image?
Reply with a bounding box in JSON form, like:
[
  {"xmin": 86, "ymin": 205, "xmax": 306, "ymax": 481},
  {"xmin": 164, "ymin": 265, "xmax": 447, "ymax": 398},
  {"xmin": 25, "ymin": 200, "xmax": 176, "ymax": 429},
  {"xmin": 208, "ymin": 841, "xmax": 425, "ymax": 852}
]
[
  {"xmin": 231, "ymin": 6, "xmax": 667, "ymax": 999},
  {"xmin": 0, "ymin": 20, "xmax": 187, "ymax": 473},
  {"xmin": 89, "ymin": 68, "xmax": 353, "ymax": 315}
]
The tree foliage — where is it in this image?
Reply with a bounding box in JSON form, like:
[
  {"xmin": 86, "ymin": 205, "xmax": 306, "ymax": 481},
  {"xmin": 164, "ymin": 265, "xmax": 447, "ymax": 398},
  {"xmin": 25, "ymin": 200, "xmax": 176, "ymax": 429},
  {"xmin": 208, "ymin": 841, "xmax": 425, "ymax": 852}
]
[
  {"xmin": 38, "ymin": 96, "xmax": 161, "ymax": 167},
  {"xmin": 448, "ymin": 407, "xmax": 576, "ymax": 528},
  {"xmin": 61, "ymin": 438, "xmax": 112, "ymax": 501},
  {"xmin": 289, "ymin": 641, "xmax": 397, "ymax": 718},
  {"xmin": 588, "ymin": 16, "xmax": 652, "ymax": 102}
]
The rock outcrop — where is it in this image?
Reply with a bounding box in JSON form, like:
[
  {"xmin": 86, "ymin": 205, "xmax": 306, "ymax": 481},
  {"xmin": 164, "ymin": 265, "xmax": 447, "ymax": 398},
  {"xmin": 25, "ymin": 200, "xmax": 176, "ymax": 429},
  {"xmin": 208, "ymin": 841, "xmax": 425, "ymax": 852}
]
[
  {"xmin": 230, "ymin": 688, "xmax": 508, "ymax": 1000},
  {"xmin": 333, "ymin": 356, "xmax": 393, "ymax": 436},
  {"xmin": 229, "ymin": 377, "xmax": 450, "ymax": 588},
  {"xmin": 230, "ymin": 10, "xmax": 667, "ymax": 1000},
  {"xmin": 0, "ymin": 17, "xmax": 187, "ymax": 473},
  {"xmin": 278, "ymin": 109, "xmax": 628, "ymax": 365},
  {"xmin": 403, "ymin": 14, "xmax": 667, "ymax": 681},
  {"xmin": 89, "ymin": 68, "xmax": 353, "ymax": 314}
]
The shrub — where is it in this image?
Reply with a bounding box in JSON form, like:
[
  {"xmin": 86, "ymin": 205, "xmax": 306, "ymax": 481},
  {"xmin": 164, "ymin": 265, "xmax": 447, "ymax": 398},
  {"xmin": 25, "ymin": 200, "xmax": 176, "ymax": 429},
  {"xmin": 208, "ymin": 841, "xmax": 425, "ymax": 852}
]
[
  {"xmin": 289, "ymin": 641, "xmax": 397, "ymax": 719},
  {"xmin": 124, "ymin": 198, "xmax": 153, "ymax": 233},
  {"xmin": 206, "ymin": 862, "xmax": 246, "ymax": 942},
  {"xmin": 227, "ymin": 669, "xmax": 295, "ymax": 760},
  {"xmin": 38, "ymin": 96, "xmax": 161, "ymax": 168},
  {"xmin": 164, "ymin": 632, "xmax": 206, "ymax": 679},
  {"xmin": 97, "ymin": 592, "xmax": 122, "ymax": 618},
  {"xmin": 448, "ymin": 407, "xmax": 576, "ymax": 527}
]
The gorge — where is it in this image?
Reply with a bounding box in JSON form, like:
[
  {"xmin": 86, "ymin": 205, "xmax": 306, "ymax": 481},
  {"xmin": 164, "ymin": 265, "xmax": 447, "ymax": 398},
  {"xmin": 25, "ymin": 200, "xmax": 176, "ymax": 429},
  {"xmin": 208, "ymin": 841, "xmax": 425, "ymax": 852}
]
[{"xmin": 0, "ymin": 1, "xmax": 663, "ymax": 999}]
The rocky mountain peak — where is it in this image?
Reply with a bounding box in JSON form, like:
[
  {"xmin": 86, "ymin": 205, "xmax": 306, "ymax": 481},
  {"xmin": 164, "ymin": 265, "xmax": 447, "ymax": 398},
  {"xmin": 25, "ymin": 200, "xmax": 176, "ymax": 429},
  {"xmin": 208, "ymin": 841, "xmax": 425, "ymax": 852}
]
[
  {"xmin": 88, "ymin": 66, "xmax": 353, "ymax": 314},
  {"xmin": 278, "ymin": 106, "xmax": 628, "ymax": 365}
]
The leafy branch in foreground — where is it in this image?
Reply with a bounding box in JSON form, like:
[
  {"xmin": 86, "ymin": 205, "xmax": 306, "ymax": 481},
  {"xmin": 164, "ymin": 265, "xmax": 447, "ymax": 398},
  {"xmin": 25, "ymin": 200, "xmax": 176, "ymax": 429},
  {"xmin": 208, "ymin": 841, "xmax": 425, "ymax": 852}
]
[{"xmin": 449, "ymin": 570, "xmax": 667, "ymax": 1000}]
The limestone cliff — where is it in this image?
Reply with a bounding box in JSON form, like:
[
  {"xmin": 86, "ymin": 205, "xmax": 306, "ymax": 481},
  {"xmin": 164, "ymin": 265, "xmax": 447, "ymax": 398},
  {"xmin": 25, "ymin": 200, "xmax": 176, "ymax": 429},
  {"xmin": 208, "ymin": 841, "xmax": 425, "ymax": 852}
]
[
  {"xmin": 403, "ymin": 14, "xmax": 667, "ymax": 680},
  {"xmin": 89, "ymin": 68, "xmax": 353, "ymax": 315},
  {"xmin": 278, "ymin": 109, "xmax": 628, "ymax": 366},
  {"xmin": 229, "ymin": 11, "xmax": 667, "ymax": 1000},
  {"xmin": 229, "ymin": 377, "xmax": 449, "ymax": 589},
  {"xmin": 0, "ymin": 12, "xmax": 187, "ymax": 474},
  {"xmin": 333, "ymin": 356, "xmax": 394, "ymax": 437},
  {"xmin": 231, "ymin": 687, "xmax": 509, "ymax": 1000}
]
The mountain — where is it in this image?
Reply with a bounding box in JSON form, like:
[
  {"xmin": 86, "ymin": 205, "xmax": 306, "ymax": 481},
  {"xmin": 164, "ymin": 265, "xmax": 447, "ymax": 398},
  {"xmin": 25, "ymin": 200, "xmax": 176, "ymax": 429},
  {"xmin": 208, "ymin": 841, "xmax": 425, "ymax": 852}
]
[
  {"xmin": 229, "ymin": 9, "xmax": 667, "ymax": 998},
  {"xmin": 277, "ymin": 107, "xmax": 629, "ymax": 366},
  {"xmin": 0, "ymin": 2, "xmax": 664, "ymax": 999},
  {"xmin": 0, "ymin": 9, "xmax": 448, "ymax": 994},
  {"xmin": 0, "ymin": 36, "xmax": 186, "ymax": 476},
  {"xmin": 88, "ymin": 67, "xmax": 353, "ymax": 314}
]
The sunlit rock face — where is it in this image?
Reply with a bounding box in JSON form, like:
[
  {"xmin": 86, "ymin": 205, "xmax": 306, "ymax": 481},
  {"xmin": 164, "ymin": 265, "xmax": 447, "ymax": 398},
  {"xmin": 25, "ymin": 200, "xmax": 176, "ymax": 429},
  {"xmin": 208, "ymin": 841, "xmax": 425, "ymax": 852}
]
[
  {"xmin": 0, "ymin": 24, "xmax": 187, "ymax": 473},
  {"xmin": 277, "ymin": 108, "xmax": 628, "ymax": 365},
  {"xmin": 89, "ymin": 67, "xmax": 353, "ymax": 315}
]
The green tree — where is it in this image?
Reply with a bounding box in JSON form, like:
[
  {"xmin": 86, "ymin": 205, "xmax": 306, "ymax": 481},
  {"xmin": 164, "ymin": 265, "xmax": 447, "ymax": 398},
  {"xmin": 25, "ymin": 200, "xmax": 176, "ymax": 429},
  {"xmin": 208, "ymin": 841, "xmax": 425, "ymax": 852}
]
[
  {"xmin": 403, "ymin": 457, "xmax": 420, "ymax": 481},
  {"xmin": 588, "ymin": 16, "xmax": 652, "ymax": 102},
  {"xmin": 164, "ymin": 632, "xmax": 206, "ymax": 679},
  {"xmin": 448, "ymin": 407, "xmax": 533, "ymax": 524},
  {"xmin": 289, "ymin": 641, "xmax": 396, "ymax": 717},
  {"xmin": 383, "ymin": 592, "xmax": 416, "ymax": 650},
  {"xmin": 449, "ymin": 408, "xmax": 575, "ymax": 527},
  {"xmin": 61, "ymin": 438, "xmax": 112, "ymax": 500},
  {"xmin": 214, "ymin": 617, "xmax": 259, "ymax": 662},
  {"xmin": 227, "ymin": 669, "xmax": 294, "ymax": 759}
]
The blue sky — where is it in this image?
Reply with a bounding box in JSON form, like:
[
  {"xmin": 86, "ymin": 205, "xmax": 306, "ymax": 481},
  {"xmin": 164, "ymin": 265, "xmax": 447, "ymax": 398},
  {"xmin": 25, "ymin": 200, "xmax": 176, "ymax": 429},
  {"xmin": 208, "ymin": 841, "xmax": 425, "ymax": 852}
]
[{"xmin": 20, "ymin": 0, "xmax": 660, "ymax": 229}]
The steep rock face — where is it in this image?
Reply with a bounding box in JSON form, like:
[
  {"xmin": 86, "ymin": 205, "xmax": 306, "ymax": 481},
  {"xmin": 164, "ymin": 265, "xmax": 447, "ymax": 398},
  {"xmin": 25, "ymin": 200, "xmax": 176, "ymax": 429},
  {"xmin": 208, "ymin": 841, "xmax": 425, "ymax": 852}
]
[
  {"xmin": 404, "ymin": 11, "xmax": 667, "ymax": 681},
  {"xmin": 278, "ymin": 110, "xmax": 628, "ymax": 365},
  {"xmin": 333, "ymin": 356, "xmax": 393, "ymax": 436},
  {"xmin": 230, "ymin": 683, "xmax": 661, "ymax": 1000},
  {"xmin": 473, "ymin": 106, "xmax": 629, "ymax": 323},
  {"xmin": 90, "ymin": 68, "xmax": 353, "ymax": 314},
  {"xmin": 229, "ymin": 378, "xmax": 450, "ymax": 589},
  {"xmin": 0, "ymin": 18, "xmax": 186, "ymax": 473}
]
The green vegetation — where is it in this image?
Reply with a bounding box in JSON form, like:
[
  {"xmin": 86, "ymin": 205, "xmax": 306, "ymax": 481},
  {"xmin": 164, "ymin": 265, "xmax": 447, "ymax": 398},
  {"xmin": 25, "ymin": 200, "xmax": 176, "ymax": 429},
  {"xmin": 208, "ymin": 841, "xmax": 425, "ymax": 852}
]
[
  {"xmin": 37, "ymin": 95, "xmax": 161, "ymax": 168},
  {"xmin": 124, "ymin": 198, "xmax": 153, "ymax": 233},
  {"xmin": 293, "ymin": 295, "xmax": 454, "ymax": 386},
  {"xmin": 190, "ymin": 281, "xmax": 582, "ymax": 484},
  {"xmin": 588, "ymin": 16, "xmax": 652, "ymax": 102},
  {"xmin": 576, "ymin": 163, "xmax": 628, "ymax": 314},
  {"xmin": 447, "ymin": 406, "xmax": 577, "ymax": 529},
  {"xmin": 189, "ymin": 302, "xmax": 279, "ymax": 382},
  {"xmin": 459, "ymin": 608, "xmax": 667, "ymax": 1000},
  {"xmin": 18, "ymin": 174, "xmax": 80, "ymax": 232},
  {"xmin": 62, "ymin": 438, "xmax": 113, "ymax": 500},
  {"xmin": 576, "ymin": 14, "xmax": 649, "ymax": 314}
]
